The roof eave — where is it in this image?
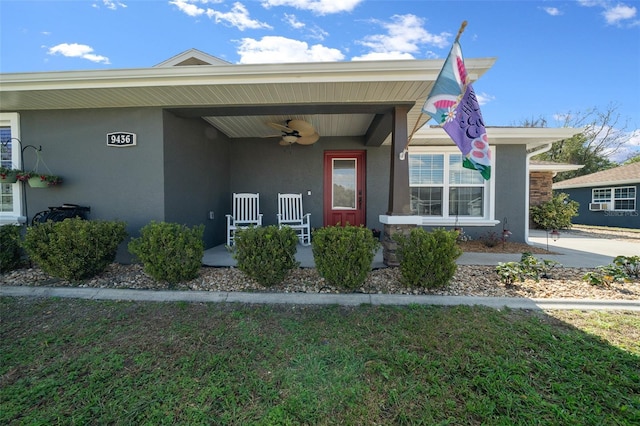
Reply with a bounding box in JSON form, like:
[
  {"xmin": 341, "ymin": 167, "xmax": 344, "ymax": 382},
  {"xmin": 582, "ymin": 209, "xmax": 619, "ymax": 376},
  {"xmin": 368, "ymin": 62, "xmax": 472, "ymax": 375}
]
[
  {"xmin": 554, "ymin": 178, "xmax": 640, "ymax": 189},
  {"xmin": 0, "ymin": 57, "xmax": 497, "ymax": 91},
  {"xmin": 411, "ymin": 126, "xmax": 583, "ymax": 146}
]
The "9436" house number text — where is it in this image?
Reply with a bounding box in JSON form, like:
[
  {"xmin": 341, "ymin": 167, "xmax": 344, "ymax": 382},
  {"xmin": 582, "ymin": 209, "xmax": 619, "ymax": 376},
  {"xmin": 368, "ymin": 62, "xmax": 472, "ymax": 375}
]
[{"xmin": 107, "ymin": 132, "xmax": 137, "ymax": 147}]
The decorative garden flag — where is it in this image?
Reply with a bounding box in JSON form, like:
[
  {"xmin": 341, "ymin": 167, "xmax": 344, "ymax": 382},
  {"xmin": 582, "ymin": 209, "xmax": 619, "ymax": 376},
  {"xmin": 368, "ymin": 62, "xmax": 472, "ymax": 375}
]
[
  {"xmin": 422, "ymin": 41, "xmax": 467, "ymax": 124},
  {"xmin": 441, "ymin": 84, "xmax": 491, "ymax": 180},
  {"xmin": 422, "ymin": 37, "xmax": 491, "ymax": 180}
]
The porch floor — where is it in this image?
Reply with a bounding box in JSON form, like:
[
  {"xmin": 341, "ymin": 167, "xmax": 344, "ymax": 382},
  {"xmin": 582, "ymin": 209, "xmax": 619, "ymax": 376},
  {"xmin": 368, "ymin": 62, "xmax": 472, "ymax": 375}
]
[{"xmin": 202, "ymin": 244, "xmax": 387, "ymax": 269}]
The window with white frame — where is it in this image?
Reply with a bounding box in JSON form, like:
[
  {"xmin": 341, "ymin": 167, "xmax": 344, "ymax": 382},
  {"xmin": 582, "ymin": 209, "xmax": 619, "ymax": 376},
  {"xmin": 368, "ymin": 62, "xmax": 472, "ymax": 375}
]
[
  {"xmin": 0, "ymin": 113, "xmax": 22, "ymax": 223},
  {"xmin": 409, "ymin": 147, "xmax": 494, "ymax": 222},
  {"xmin": 592, "ymin": 186, "xmax": 636, "ymax": 211}
]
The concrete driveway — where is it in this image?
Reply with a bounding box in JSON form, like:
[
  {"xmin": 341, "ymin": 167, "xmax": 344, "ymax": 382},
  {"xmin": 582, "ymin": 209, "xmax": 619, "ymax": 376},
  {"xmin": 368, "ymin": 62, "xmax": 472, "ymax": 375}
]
[{"xmin": 527, "ymin": 229, "xmax": 639, "ymax": 268}]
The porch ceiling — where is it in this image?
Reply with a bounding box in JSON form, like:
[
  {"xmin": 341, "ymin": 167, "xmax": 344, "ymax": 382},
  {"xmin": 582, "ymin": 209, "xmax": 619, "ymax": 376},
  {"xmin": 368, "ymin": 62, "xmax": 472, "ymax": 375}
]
[{"xmin": 0, "ymin": 57, "xmax": 496, "ymax": 145}]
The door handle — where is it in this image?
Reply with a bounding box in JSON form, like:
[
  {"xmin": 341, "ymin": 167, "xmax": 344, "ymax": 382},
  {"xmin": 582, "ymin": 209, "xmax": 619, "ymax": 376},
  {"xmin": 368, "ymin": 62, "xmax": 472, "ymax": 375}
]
[{"xmin": 358, "ymin": 190, "xmax": 362, "ymax": 209}]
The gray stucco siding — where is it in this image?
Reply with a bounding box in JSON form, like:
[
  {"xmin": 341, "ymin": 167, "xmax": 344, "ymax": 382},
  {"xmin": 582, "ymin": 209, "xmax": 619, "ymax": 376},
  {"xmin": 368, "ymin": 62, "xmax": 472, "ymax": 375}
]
[
  {"xmin": 163, "ymin": 112, "xmax": 230, "ymax": 248},
  {"xmin": 19, "ymin": 108, "xmax": 165, "ymax": 232}
]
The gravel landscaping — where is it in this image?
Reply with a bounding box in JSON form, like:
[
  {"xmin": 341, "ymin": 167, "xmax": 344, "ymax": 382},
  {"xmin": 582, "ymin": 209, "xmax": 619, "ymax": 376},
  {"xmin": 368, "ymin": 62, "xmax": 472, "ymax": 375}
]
[
  {"xmin": 2, "ymin": 228, "xmax": 638, "ymax": 301},
  {"xmin": 2, "ymin": 262, "xmax": 639, "ymax": 301}
]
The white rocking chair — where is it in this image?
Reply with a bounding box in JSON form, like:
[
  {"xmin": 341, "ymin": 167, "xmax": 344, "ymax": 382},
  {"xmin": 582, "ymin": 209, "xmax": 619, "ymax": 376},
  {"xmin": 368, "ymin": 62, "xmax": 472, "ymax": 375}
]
[
  {"xmin": 277, "ymin": 193, "xmax": 311, "ymax": 246},
  {"xmin": 226, "ymin": 193, "xmax": 263, "ymax": 246}
]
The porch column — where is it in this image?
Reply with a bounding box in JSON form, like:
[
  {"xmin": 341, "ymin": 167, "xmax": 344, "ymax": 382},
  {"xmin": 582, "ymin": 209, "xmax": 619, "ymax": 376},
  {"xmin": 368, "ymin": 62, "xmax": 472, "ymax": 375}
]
[{"xmin": 382, "ymin": 105, "xmax": 416, "ymax": 266}]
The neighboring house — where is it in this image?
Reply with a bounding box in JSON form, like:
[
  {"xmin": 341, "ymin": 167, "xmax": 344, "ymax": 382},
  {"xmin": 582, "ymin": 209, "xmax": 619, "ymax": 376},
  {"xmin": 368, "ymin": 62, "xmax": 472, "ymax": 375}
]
[
  {"xmin": 0, "ymin": 48, "xmax": 580, "ymax": 264},
  {"xmin": 553, "ymin": 162, "xmax": 640, "ymax": 229}
]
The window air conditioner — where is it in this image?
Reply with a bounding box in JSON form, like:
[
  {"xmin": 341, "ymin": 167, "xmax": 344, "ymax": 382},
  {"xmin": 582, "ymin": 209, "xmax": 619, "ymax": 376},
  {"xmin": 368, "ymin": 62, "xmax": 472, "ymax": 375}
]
[{"xmin": 589, "ymin": 203, "xmax": 609, "ymax": 211}]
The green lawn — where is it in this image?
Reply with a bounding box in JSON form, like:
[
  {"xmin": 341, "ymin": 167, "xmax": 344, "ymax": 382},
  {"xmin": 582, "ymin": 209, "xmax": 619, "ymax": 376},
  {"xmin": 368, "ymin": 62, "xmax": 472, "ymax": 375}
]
[{"xmin": 1, "ymin": 297, "xmax": 638, "ymax": 425}]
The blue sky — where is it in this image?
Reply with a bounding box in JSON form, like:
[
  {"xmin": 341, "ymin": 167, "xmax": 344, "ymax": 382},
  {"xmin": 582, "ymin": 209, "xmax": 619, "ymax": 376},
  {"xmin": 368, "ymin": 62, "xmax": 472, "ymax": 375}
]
[{"xmin": 1, "ymin": 0, "xmax": 639, "ymax": 159}]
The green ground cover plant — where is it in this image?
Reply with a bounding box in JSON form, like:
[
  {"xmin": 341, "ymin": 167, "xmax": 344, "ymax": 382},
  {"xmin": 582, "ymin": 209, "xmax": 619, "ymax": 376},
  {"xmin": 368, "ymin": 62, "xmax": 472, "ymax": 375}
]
[
  {"xmin": 0, "ymin": 225, "xmax": 21, "ymax": 272},
  {"xmin": 2, "ymin": 298, "xmax": 638, "ymax": 425}
]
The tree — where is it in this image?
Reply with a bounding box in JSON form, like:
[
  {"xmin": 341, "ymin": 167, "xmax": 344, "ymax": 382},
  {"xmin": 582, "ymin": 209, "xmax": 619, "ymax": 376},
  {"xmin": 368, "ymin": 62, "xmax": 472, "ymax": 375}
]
[
  {"xmin": 531, "ymin": 103, "xmax": 632, "ymax": 181},
  {"xmin": 623, "ymin": 153, "xmax": 640, "ymax": 165},
  {"xmin": 540, "ymin": 133, "xmax": 616, "ymax": 181}
]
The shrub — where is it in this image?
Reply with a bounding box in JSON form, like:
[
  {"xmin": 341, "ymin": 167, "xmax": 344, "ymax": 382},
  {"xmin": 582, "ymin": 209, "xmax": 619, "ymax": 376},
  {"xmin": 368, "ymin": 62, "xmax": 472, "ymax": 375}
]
[
  {"xmin": 530, "ymin": 193, "xmax": 579, "ymax": 230},
  {"xmin": 519, "ymin": 252, "xmax": 560, "ymax": 280},
  {"xmin": 22, "ymin": 218, "xmax": 127, "ymax": 281},
  {"xmin": 312, "ymin": 225, "xmax": 379, "ymax": 289},
  {"xmin": 613, "ymin": 255, "xmax": 640, "ymax": 278},
  {"xmin": 0, "ymin": 225, "xmax": 22, "ymax": 272},
  {"xmin": 583, "ymin": 255, "xmax": 640, "ymax": 286},
  {"xmin": 495, "ymin": 262, "xmax": 522, "ymax": 286},
  {"xmin": 129, "ymin": 221, "xmax": 204, "ymax": 285},
  {"xmin": 394, "ymin": 228, "xmax": 462, "ymax": 289},
  {"xmin": 478, "ymin": 231, "xmax": 501, "ymax": 248},
  {"xmin": 495, "ymin": 252, "xmax": 561, "ymax": 285},
  {"xmin": 232, "ymin": 225, "xmax": 299, "ymax": 286}
]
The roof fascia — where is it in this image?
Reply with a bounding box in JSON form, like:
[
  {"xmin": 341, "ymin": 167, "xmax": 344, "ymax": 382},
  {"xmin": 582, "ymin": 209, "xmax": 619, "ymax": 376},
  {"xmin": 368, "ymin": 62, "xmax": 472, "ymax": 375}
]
[
  {"xmin": 554, "ymin": 178, "xmax": 640, "ymax": 189},
  {"xmin": 412, "ymin": 127, "xmax": 583, "ymax": 146},
  {"xmin": 0, "ymin": 57, "xmax": 496, "ymax": 91}
]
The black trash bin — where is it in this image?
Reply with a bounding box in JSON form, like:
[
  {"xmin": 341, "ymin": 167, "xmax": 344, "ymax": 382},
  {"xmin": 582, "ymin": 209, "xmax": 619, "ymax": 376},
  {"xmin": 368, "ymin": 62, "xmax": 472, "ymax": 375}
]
[{"xmin": 31, "ymin": 204, "xmax": 91, "ymax": 225}]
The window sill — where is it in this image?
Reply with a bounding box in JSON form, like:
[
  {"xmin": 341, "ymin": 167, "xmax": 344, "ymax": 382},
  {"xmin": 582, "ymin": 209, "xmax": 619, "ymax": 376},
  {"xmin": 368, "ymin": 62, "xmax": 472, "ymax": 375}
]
[{"xmin": 0, "ymin": 216, "xmax": 26, "ymax": 226}]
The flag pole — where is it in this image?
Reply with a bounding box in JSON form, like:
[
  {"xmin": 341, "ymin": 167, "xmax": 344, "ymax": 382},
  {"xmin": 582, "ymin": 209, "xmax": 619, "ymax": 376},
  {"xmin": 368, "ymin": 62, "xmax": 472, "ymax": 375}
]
[
  {"xmin": 401, "ymin": 20, "xmax": 468, "ymax": 159},
  {"xmin": 455, "ymin": 20, "xmax": 467, "ymax": 43}
]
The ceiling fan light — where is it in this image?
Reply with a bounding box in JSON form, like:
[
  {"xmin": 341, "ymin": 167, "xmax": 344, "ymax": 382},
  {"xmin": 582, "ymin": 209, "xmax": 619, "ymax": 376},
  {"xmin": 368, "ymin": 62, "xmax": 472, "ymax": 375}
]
[{"xmin": 282, "ymin": 135, "xmax": 298, "ymax": 143}]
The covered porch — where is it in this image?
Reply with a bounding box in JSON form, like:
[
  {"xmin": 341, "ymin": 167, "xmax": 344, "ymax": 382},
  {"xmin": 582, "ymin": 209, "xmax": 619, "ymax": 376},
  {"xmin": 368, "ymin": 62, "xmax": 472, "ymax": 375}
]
[{"xmin": 202, "ymin": 243, "xmax": 386, "ymax": 268}]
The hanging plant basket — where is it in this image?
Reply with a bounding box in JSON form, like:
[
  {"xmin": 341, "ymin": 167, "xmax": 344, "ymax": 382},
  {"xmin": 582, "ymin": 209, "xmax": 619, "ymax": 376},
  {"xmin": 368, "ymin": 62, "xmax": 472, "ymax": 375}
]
[
  {"xmin": 28, "ymin": 174, "xmax": 63, "ymax": 188},
  {"xmin": 23, "ymin": 151, "xmax": 63, "ymax": 188},
  {"xmin": 0, "ymin": 168, "xmax": 19, "ymax": 184}
]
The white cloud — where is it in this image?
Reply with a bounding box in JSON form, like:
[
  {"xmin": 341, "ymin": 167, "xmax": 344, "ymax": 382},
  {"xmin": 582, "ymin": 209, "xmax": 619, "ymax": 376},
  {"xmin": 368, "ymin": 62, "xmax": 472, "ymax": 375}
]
[
  {"xmin": 169, "ymin": 0, "xmax": 206, "ymax": 17},
  {"xmin": 603, "ymin": 4, "xmax": 637, "ymax": 25},
  {"xmin": 577, "ymin": 0, "xmax": 638, "ymax": 26},
  {"xmin": 543, "ymin": 7, "xmax": 562, "ymax": 16},
  {"xmin": 171, "ymin": 1, "xmax": 270, "ymax": 30},
  {"xmin": 206, "ymin": 2, "xmax": 273, "ymax": 30},
  {"xmin": 103, "ymin": 0, "xmax": 127, "ymax": 10},
  {"xmin": 283, "ymin": 13, "xmax": 305, "ymax": 29},
  {"xmin": 354, "ymin": 14, "xmax": 449, "ymax": 60},
  {"xmin": 237, "ymin": 36, "xmax": 344, "ymax": 63},
  {"xmin": 351, "ymin": 51, "xmax": 414, "ymax": 61},
  {"xmin": 47, "ymin": 43, "xmax": 110, "ymax": 64},
  {"xmin": 475, "ymin": 91, "xmax": 495, "ymax": 106},
  {"xmin": 261, "ymin": 0, "xmax": 364, "ymax": 15},
  {"xmin": 616, "ymin": 129, "xmax": 640, "ymax": 161}
]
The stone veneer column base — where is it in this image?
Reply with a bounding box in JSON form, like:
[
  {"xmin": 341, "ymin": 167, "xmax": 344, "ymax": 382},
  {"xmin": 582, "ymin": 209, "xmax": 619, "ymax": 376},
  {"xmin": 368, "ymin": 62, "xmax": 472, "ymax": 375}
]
[{"xmin": 382, "ymin": 223, "xmax": 416, "ymax": 266}]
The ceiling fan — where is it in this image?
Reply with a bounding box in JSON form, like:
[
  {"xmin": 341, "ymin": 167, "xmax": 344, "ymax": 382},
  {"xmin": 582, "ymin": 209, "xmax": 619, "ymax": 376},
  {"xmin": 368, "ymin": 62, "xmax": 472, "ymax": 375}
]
[{"xmin": 265, "ymin": 119, "xmax": 320, "ymax": 146}]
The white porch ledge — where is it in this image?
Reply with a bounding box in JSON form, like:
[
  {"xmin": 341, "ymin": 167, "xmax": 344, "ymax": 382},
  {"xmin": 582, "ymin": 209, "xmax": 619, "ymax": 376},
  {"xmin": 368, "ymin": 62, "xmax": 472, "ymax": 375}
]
[{"xmin": 379, "ymin": 215, "xmax": 500, "ymax": 227}]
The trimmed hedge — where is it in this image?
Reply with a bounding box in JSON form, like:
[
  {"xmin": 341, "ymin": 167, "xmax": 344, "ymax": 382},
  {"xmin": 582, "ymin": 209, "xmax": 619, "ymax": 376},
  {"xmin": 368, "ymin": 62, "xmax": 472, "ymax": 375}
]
[
  {"xmin": 312, "ymin": 225, "xmax": 379, "ymax": 289},
  {"xmin": 394, "ymin": 228, "xmax": 462, "ymax": 289},
  {"xmin": 128, "ymin": 221, "xmax": 204, "ymax": 285},
  {"xmin": 22, "ymin": 218, "xmax": 127, "ymax": 281},
  {"xmin": 232, "ymin": 225, "xmax": 300, "ymax": 286}
]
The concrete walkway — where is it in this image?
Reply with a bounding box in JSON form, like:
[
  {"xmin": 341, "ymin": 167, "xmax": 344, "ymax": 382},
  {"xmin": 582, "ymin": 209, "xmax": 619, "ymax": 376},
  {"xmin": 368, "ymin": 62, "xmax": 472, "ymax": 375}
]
[
  {"xmin": 3, "ymin": 230, "xmax": 638, "ymax": 311},
  {"xmin": 1, "ymin": 285, "xmax": 638, "ymax": 311}
]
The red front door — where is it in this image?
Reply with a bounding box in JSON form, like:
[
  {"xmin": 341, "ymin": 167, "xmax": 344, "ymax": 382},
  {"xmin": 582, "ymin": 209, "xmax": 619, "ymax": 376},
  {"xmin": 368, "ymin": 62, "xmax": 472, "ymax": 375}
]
[{"xmin": 323, "ymin": 150, "xmax": 366, "ymax": 227}]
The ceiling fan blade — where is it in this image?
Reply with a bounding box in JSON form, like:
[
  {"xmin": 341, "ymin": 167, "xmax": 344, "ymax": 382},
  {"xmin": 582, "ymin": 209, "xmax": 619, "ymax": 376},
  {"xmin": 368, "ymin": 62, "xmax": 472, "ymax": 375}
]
[
  {"xmin": 296, "ymin": 132, "xmax": 320, "ymax": 145},
  {"xmin": 287, "ymin": 119, "xmax": 315, "ymax": 137},
  {"xmin": 267, "ymin": 122, "xmax": 292, "ymax": 133}
]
